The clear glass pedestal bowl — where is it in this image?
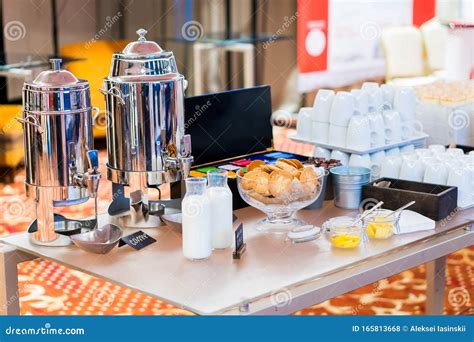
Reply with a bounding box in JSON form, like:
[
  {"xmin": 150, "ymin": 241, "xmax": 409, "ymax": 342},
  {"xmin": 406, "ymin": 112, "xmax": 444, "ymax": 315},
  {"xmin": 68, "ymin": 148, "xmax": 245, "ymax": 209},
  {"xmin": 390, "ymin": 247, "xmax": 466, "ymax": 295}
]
[{"xmin": 236, "ymin": 165, "xmax": 325, "ymax": 233}]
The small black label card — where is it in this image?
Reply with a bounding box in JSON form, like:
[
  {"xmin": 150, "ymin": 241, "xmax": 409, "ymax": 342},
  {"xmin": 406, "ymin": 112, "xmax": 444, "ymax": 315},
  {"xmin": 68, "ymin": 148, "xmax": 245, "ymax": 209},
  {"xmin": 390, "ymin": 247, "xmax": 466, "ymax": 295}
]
[
  {"xmin": 233, "ymin": 223, "xmax": 246, "ymax": 259},
  {"xmin": 119, "ymin": 231, "xmax": 156, "ymax": 250}
]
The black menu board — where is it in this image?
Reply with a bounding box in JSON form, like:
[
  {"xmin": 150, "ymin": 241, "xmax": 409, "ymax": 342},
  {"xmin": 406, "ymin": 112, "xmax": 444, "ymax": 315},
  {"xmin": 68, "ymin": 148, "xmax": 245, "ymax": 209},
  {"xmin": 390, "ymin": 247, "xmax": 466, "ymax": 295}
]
[{"xmin": 184, "ymin": 85, "xmax": 273, "ymax": 166}]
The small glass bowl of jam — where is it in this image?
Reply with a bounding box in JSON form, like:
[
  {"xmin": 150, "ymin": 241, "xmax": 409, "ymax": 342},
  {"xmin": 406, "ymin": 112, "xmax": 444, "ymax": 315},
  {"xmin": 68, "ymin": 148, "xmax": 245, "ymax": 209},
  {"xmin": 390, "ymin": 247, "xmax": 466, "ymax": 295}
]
[
  {"xmin": 323, "ymin": 216, "xmax": 364, "ymax": 249},
  {"xmin": 363, "ymin": 209, "xmax": 400, "ymax": 240}
]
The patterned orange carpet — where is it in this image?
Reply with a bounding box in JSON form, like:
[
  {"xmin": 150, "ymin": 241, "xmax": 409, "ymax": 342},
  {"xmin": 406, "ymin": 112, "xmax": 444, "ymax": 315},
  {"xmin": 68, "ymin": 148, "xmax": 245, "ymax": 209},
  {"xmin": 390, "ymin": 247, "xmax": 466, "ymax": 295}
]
[{"xmin": 1, "ymin": 128, "xmax": 473, "ymax": 315}]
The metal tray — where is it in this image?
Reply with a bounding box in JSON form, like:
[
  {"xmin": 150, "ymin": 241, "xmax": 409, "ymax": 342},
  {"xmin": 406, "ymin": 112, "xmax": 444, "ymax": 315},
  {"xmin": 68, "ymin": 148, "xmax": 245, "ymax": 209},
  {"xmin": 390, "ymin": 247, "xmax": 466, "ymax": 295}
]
[{"xmin": 289, "ymin": 133, "xmax": 429, "ymax": 155}]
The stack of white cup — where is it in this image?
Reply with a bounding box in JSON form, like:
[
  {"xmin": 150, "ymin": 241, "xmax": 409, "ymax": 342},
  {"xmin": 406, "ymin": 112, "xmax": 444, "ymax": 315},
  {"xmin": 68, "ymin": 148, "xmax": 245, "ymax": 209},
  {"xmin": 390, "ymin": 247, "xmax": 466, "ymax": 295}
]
[
  {"xmin": 300, "ymin": 83, "xmax": 423, "ymax": 150},
  {"xmin": 311, "ymin": 89, "xmax": 335, "ymax": 143},
  {"xmin": 380, "ymin": 145, "xmax": 474, "ymax": 208}
]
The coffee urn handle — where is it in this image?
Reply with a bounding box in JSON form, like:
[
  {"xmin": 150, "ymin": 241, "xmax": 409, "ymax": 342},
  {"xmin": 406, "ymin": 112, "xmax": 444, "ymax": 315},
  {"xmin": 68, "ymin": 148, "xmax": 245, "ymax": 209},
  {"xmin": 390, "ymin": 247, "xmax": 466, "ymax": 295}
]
[
  {"xmin": 99, "ymin": 87, "xmax": 126, "ymax": 105},
  {"xmin": 16, "ymin": 115, "xmax": 44, "ymax": 134}
]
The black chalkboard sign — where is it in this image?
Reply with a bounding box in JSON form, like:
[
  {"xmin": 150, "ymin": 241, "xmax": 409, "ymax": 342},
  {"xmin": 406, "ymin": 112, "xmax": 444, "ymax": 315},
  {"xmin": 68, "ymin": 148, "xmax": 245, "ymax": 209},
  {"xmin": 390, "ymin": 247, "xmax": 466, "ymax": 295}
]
[
  {"xmin": 119, "ymin": 231, "xmax": 156, "ymax": 250},
  {"xmin": 233, "ymin": 224, "xmax": 246, "ymax": 259}
]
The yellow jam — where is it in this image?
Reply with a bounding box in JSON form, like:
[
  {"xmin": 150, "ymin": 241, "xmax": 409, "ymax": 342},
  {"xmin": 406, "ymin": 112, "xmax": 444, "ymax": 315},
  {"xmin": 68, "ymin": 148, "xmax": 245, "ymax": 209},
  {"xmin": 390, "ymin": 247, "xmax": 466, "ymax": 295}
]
[
  {"xmin": 330, "ymin": 234, "xmax": 361, "ymax": 248},
  {"xmin": 366, "ymin": 217, "xmax": 394, "ymax": 239}
]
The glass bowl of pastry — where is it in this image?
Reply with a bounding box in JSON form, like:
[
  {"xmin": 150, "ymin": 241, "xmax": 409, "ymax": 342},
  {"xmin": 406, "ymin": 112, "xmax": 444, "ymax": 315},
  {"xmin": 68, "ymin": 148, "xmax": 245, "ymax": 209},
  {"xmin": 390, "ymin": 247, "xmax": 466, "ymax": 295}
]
[{"xmin": 236, "ymin": 158, "xmax": 325, "ymax": 232}]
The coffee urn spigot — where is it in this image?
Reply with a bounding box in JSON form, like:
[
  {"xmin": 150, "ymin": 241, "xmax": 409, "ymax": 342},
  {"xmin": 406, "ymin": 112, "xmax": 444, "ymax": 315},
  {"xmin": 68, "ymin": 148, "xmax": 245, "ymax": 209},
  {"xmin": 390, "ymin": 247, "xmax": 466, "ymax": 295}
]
[{"xmin": 85, "ymin": 150, "xmax": 101, "ymax": 198}]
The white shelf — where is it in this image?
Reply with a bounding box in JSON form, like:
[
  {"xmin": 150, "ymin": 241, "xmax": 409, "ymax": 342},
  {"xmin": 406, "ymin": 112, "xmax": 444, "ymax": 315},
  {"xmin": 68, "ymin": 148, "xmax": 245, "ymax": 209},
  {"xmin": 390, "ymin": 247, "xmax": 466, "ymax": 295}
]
[{"xmin": 289, "ymin": 133, "xmax": 429, "ymax": 155}]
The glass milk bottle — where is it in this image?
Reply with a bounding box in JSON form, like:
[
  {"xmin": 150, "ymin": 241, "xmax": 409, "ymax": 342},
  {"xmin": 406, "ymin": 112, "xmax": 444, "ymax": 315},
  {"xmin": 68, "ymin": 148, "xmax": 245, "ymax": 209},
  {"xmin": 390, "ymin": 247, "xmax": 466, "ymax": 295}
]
[
  {"xmin": 182, "ymin": 178, "xmax": 212, "ymax": 260},
  {"xmin": 207, "ymin": 169, "xmax": 233, "ymax": 249}
]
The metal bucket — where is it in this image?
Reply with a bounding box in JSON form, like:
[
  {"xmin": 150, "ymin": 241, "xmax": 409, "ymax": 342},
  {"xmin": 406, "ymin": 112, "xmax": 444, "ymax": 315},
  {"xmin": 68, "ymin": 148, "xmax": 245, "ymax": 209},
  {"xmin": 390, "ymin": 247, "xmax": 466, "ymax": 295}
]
[{"xmin": 330, "ymin": 166, "xmax": 371, "ymax": 209}]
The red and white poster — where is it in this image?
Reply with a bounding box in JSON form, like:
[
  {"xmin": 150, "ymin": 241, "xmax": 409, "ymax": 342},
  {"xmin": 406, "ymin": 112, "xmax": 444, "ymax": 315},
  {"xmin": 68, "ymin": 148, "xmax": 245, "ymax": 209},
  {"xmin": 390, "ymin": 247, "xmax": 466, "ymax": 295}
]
[{"xmin": 297, "ymin": 0, "xmax": 436, "ymax": 93}]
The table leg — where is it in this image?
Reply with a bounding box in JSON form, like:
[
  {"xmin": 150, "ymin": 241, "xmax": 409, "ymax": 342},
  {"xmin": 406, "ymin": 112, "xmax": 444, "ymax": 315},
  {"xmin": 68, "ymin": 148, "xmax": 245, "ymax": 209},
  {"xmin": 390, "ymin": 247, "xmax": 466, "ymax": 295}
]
[
  {"xmin": 0, "ymin": 243, "xmax": 37, "ymax": 315},
  {"xmin": 425, "ymin": 256, "xmax": 446, "ymax": 315}
]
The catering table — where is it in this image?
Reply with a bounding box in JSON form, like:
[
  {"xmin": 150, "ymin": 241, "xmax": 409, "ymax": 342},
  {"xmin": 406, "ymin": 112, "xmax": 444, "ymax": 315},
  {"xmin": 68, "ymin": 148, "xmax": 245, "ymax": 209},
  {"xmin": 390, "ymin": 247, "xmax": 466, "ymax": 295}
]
[{"xmin": 0, "ymin": 202, "xmax": 473, "ymax": 316}]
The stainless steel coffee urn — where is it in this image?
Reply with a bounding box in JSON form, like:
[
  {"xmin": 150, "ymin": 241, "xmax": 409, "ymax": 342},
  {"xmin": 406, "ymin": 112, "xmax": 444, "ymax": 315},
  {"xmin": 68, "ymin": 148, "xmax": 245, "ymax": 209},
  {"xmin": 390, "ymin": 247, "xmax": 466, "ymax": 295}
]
[
  {"xmin": 101, "ymin": 29, "xmax": 193, "ymax": 227},
  {"xmin": 19, "ymin": 59, "xmax": 101, "ymax": 246}
]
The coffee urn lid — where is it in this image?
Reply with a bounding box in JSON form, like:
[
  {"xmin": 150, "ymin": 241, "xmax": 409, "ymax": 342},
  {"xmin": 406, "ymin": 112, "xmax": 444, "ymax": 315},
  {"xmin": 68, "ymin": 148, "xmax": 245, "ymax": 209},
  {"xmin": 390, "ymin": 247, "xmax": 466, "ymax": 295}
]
[
  {"xmin": 122, "ymin": 28, "xmax": 163, "ymax": 56},
  {"xmin": 28, "ymin": 58, "xmax": 88, "ymax": 88},
  {"xmin": 23, "ymin": 59, "xmax": 91, "ymax": 113},
  {"xmin": 109, "ymin": 28, "xmax": 181, "ymax": 80}
]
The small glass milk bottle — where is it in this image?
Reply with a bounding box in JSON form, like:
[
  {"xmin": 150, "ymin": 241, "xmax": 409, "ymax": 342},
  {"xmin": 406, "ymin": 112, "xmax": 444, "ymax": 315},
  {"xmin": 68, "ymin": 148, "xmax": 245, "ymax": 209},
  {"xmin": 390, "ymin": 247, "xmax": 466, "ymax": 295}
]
[
  {"xmin": 182, "ymin": 178, "xmax": 212, "ymax": 260},
  {"xmin": 207, "ymin": 169, "xmax": 233, "ymax": 249}
]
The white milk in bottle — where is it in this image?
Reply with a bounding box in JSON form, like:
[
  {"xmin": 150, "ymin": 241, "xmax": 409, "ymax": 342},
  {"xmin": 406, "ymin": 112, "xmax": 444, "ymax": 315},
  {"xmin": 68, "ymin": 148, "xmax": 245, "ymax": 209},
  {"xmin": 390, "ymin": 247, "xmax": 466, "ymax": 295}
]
[
  {"xmin": 182, "ymin": 178, "xmax": 212, "ymax": 260},
  {"xmin": 207, "ymin": 169, "xmax": 233, "ymax": 249}
]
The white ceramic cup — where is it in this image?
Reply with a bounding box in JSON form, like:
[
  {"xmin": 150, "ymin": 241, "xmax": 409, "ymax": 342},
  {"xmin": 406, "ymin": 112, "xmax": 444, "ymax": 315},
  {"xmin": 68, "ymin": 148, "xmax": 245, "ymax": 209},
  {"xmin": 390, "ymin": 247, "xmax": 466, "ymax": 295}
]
[
  {"xmin": 330, "ymin": 150, "xmax": 350, "ymax": 166},
  {"xmin": 415, "ymin": 148, "xmax": 432, "ymax": 158},
  {"xmin": 361, "ymin": 82, "xmax": 379, "ymax": 93},
  {"xmin": 465, "ymin": 154, "xmax": 474, "ymax": 164},
  {"xmin": 351, "ymin": 89, "xmax": 369, "ymax": 115},
  {"xmin": 313, "ymin": 146, "xmax": 331, "ymax": 159},
  {"xmin": 399, "ymin": 159, "xmax": 425, "ymax": 182},
  {"xmin": 385, "ymin": 147, "xmax": 400, "ymax": 156},
  {"xmin": 370, "ymin": 151, "xmax": 386, "ymax": 179},
  {"xmin": 401, "ymin": 152, "xmax": 418, "ymax": 161},
  {"xmin": 366, "ymin": 112, "xmax": 386, "ymax": 147},
  {"xmin": 311, "ymin": 121, "xmax": 329, "ymax": 143},
  {"xmin": 383, "ymin": 110, "xmax": 402, "ymax": 143},
  {"xmin": 469, "ymin": 151, "xmax": 474, "ymax": 157},
  {"xmin": 371, "ymin": 150, "xmax": 386, "ymax": 164},
  {"xmin": 328, "ymin": 124, "xmax": 347, "ymax": 147},
  {"xmin": 380, "ymin": 84, "xmax": 395, "ymax": 110},
  {"xmin": 380, "ymin": 156, "xmax": 402, "ymax": 178},
  {"xmin": 447, "ymin": 166, "xmax": 473, "ymax": 207},
  {"xmin": 428, "ymin": 144, "xmax": 446, "ymax": 154},
  {"xmin": 296, "ymin": 107, "xmax": 313, "ymax": 140},
  {"xmin": 312, "ymin": 89, "xmax": 335, "ymax": 123},
  {"xmin": 329, "ymin": 91, "xmax": 357, "ymax": 127},
  {"xmin": 423, "ymin": 161, "xmax": 449, "ymax": 185},
  {"xmin": 361, "ymin": 82, "xmax": 383, "ymax": 113},
  {"xmin": 446, "ymin": 148, "xmax": 464, "ymax": 158},
  {"xmin": 393, "ymin": 87, "xmax": 417, "ymax": 121},
  {"xmin": 368, "ymin": 89, "xmax": 384, "ymax": 113},
  {"xmin": 401, "ymin": 120, "xmax": 424, "ymax": 140},
  {"xmin": 346, "ymin": 115, "xmax": 373, "ymax": 150},
  {"xmin": 349, "ymin": 153, "xmax": 379, "ymax": 178},
  {"xmin": 399, "ymin": 144, "xmax": 415, "ymax": 153}
]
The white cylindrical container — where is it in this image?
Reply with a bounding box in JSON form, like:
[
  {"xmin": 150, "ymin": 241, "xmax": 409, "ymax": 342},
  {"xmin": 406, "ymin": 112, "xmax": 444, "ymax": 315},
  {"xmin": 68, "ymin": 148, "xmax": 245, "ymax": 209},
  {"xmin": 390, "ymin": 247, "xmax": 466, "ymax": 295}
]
[
  {"xmin": 207, "ymin": 169, "xmax": 233, "ymax": 249},
  {"xmin": 182, "ymin": 178, "xmax": 212, "ymax": 260}
]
